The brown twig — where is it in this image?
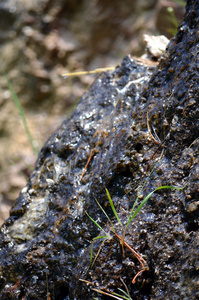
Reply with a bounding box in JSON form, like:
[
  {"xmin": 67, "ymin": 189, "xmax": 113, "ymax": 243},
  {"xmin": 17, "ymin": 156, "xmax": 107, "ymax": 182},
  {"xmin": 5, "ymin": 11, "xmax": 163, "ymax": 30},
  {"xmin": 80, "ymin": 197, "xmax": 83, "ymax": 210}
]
[
  {"xmin": 113, "ymin": 231, "xmax": 148, "ymax": 284},
  {"xmin": 6, "ymin": 277, "xmax": 24, "ymax": 296},
  {"xmin": 79, "ymin": 149, "xmax": 95, "ymax": 183}
]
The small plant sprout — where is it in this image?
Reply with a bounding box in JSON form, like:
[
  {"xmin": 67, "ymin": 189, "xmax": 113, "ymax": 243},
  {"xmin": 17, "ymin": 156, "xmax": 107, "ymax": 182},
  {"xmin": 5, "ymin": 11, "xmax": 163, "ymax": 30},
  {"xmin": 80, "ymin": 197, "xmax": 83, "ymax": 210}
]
[
  {"xmin": 85, "ymin": 210, "xmax": 112, "ymax": 268},
  {"xmin": 85, "ymin": 164, "xmax": 187, "ymax": 286},
  {"xmin": 166, "ymin": 1, "xmax": 185, "ymax": 37}
]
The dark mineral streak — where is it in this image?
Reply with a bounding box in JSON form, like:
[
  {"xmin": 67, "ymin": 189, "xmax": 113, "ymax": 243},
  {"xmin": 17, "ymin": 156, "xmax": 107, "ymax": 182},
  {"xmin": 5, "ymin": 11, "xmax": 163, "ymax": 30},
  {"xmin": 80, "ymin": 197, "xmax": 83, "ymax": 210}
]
[{"xmin": 0, "ymin": 1, "xmax": 198, "ymax": 299}]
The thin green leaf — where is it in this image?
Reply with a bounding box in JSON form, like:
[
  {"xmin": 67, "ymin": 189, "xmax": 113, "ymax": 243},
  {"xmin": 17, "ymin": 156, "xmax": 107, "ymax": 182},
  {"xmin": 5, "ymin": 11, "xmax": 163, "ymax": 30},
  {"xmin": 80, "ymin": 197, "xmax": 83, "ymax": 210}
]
[
  {"xmin": 117, "ymin": 288, "xmax": 132, "ymax": 299},
  {"xmin": 95, "ymin": 198, "xmax": 115, "ymax": 231},
  {"xmin": 127, "ymin": 191, "xmax": 154, "ymax": 227},
  {"xmin": 111, "ymin": 291, "xmax": 130, "ymax": 300},
  {"xmin": 167, "ymin": 7, "xmax": 179, "ymax": 28},
  {"xmin": 5, "ymin": 75, "xmax": 38, "ymax": 156},
  {"xmin": 93, "ymin": 235, "xmax": 110, "ymax": 241},
  {"xmin": 127, "ymin": 185, "xmax": 186, "ymax": 227},
  {"xmin": 113, "ymin": 290, "xmax": 131, "ymax": 300},
  {"xmin": 154, "ymin": 185, "xmax": 186, "ymax": 192},
  {"xmin": 86, "ymin": 211, "xmax": 104, "ymax": 232},
  {"xmin": 106, "ymin": 188, "xmax": 122, "ymax": 227},
  {"xmin": 128, "ymin": 162, "xmax": 158, "ymax": 222}
]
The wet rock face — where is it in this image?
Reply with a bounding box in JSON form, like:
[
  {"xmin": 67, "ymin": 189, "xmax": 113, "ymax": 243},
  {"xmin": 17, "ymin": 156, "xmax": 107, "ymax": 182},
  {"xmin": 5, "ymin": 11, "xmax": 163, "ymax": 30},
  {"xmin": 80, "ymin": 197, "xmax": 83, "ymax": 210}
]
[
  {"xmin": 0, "ymin": 0, "xmax": 161, "ymax": 223},
  {"xmin": 0, "ymin": 1, "xmax": 198, "ymax": 299}
]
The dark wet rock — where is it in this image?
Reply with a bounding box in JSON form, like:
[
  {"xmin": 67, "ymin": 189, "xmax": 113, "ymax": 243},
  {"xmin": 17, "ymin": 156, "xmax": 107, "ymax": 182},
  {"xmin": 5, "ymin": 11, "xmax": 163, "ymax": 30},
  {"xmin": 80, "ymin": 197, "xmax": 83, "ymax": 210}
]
[
  {"xmin": 0, "ymin": 0, "xmax": 165, "ymax": 220},
  {"xmin": 0, "ymin": 1, "xmax": 198, "ymax": 299}
]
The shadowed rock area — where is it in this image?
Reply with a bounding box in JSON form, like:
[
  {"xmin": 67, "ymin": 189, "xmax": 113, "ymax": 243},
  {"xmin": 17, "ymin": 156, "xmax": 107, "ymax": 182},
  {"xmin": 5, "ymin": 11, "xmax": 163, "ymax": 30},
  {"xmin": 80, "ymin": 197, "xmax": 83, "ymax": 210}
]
[{"xmin": 0, "ymin": 1, "xmax": 198, "ymax": 299}]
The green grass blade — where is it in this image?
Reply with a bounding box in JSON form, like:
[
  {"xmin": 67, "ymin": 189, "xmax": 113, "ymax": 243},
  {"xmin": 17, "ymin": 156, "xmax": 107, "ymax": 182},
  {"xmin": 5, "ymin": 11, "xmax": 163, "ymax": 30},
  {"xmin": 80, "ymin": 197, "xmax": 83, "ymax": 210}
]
[
  {"xmin": 85, "ymin": 211, "xmax": 105, "ymax": 232},
  {"xmin": 105, "ymin": 188, "xmax": 122, "ymax": 227},
  {"xmin": 117, "ymin": 288, "xmax": 130, "ymax": 297},
  {"xmin": 126, "ymin": 190, "xmax": 155, "ymax": 227},
  {"xmin": 86, "ymin": 211, "xmax": 111, "ymax": 239},
  {"xmin": 95, "ymin": 198, "xmax": 115, "ymax": 231},
  {"xmin": 112, "ymin": 291, "xmax": 130, "ymax": 300},
  {"xmin": 93, "ymin": 235, "xmax": 110, "ymax": 241},
  {"xmin": 128, "ymin": 162, "xmax": 158, "ymax": 222},
  {"xmin": 154, "ymin": 185, "xmax": 186, "ymax": 192},
  {"xmin": 167, "ymin": 7, "xmax": 179, "ymax": 28},
  {"xmin": 126, "ymin": 185, "xmax": 186, "ymax": 227},
  {"xmin": 5, "ymin": 75, "xmax": 38, "ymax": 156},
  {"xmin": 117, "ymin": 289, "xmax": 132, "ymax": 300}
]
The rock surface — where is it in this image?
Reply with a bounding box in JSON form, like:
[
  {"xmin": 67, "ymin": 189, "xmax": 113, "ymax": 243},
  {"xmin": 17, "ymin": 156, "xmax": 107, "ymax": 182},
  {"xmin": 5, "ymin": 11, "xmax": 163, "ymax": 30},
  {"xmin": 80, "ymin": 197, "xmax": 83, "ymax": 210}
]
[
  {"xmin": 0, "ymin": 1, "xmax": 198, "ymax": 299},
  {"xmin": 0, "ymin": 0, "xmax": 160, "ymax": 215},
  {"xmin": 0, "ymin": 0, "xmax": 185, "ymax": 223}
]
